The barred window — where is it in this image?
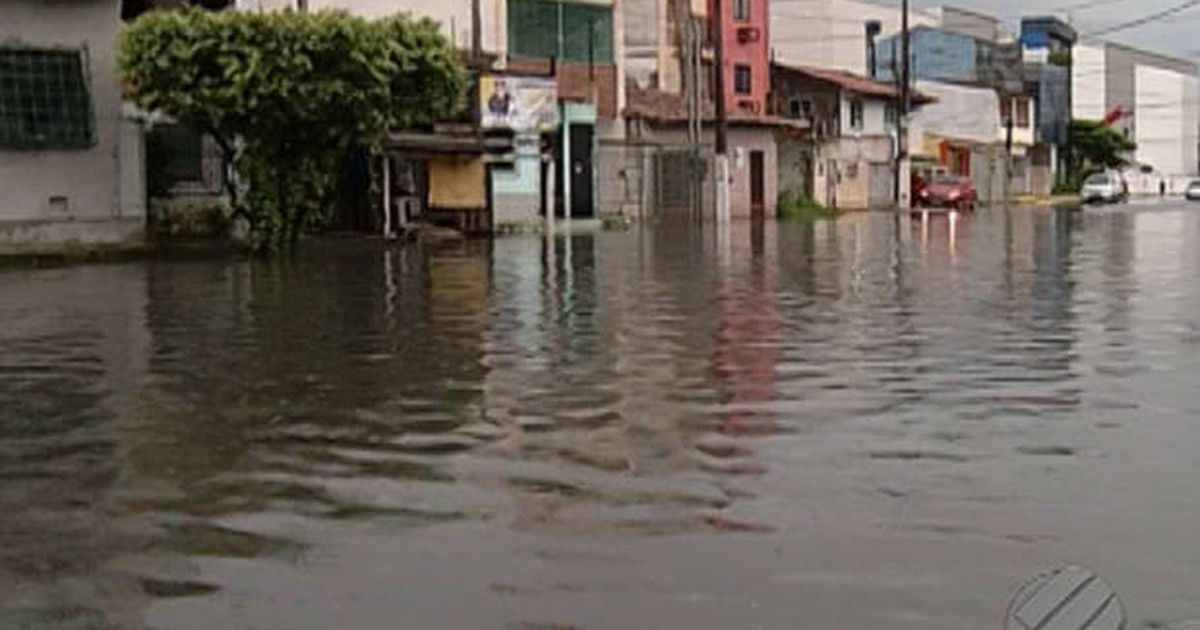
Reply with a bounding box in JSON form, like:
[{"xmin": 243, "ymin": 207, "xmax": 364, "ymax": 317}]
[{"xmin": 0, "ymin": 48, "xmax": 96, "ymax": 149}]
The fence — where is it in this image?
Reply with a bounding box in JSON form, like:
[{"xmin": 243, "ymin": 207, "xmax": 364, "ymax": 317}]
[{"xmin": 596, "ymin": 139, "xmax": 715, "ymax": 221}]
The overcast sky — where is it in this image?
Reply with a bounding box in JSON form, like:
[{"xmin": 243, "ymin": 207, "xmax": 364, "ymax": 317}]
[{"xmin": 899, "ymin": 0, "xmax": 1200, "ymax": 59}]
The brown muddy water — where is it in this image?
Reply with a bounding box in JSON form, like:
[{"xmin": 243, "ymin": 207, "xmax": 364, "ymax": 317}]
[{"xmin": 4, "ymin": 205, "xmax": 1200, "ymax": 629}]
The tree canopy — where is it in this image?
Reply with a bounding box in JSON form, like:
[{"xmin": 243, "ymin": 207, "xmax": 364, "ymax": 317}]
[
  {"xmin": 120, "ymin": 8, "xmax": 466, "ymax": 251},
  {"xmin": 1071, "ymin": 118, "xmax": 1137, "ymax": 171}
]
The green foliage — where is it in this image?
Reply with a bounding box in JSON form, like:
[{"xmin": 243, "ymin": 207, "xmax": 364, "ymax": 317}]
[
  {"xmin": 1047, "ymin": 50, "xmax": 1071, "ymax": 67},
  {"xmin": 120, "ymin": 8, "xmax": 466, "ymax": 252},
  {"xmin": 777, "ymin": 189, "xmax": 835, "ymax": 220},
  {"xmin": 1070, "ymin": 118, "xmax": 1136, "ymax": 173}
]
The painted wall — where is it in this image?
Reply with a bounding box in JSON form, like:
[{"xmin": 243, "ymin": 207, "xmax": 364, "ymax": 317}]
[
  {"xmin": 839, "ymin": 94, "xmax": 892, "ymax": 137},
  {"xmin": 771, "ymin": 0, "xmax": 936, "ymax": 75},
  {"xmin": 711, "ymin": 0, "xmax": 769, "ymax": 114},
  {"xmin": 0, "ymin": 0, "xmax": 142, "ymax": 240},
  {"xmin": 1072, "ymin": 43, "xmax": 1107, "ymax": 120},
  {"xmin": 428, "ymin": 158, "xmax": 487, "ymax": 209},
  {"xmin": 492, "ymin": 136, "xmax": 543, "ymax": 226},
  {"xmin": 1135, "ymin": 65, "xmax": 1199, "ymax": 176}
]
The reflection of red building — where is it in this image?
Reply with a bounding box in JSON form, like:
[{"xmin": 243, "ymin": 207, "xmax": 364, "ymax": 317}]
[
  {"xmin": 714, "ymin": 264, "xmax": 782, "ymax": 436},
  {"xmin": 710, "ymin": 0, "xmax": 770, "ymax": 116}
]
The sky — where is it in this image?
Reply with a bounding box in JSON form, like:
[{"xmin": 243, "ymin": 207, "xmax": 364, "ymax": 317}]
[{"xmin": 900, "ymin": 0, "xmax": 1200, "ymax": 59}]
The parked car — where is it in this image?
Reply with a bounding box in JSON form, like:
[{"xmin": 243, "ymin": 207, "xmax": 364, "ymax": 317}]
[
  {"xmin": 1080, "ymin": 171, "xmax": 1128, "ymax": 204},
  {"xmin": 1185, "ymin": 180, "xmax": 1200, "ymax": 201},
  {"xmin": 914, "ymin": 173, "xmax": 977, "ymax": 211}
]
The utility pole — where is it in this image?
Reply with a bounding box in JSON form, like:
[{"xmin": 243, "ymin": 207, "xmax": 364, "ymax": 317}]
[
  {"xmin": 471, "ymin": 0, "xmax": 482, "ymax": 61},
  {"xmin": 713, "ymin": 0, "xmax": 730, "ymax": 223},
  {"xmin": 895, "ymin": 0, "xmax": 910, "ymax": 209}
]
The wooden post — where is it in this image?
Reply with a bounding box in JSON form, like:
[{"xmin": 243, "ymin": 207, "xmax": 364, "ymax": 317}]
[{"xmin": 382, "ymin": 154, "xmax": 392, "ymax": 238}]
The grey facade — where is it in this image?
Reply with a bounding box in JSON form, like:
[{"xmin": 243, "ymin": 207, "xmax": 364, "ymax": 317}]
[{"xmin": 1, "ymin": 0, "xmax": 146, "ymax": 245}]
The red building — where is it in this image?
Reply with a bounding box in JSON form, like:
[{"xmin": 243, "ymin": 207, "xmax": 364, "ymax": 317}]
[{"xmin": 711, "ymin": 0, "xmax": 770, "ymax": 116}]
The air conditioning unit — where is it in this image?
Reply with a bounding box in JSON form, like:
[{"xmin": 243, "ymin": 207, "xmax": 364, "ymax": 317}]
[
  {"xmin": 738, "ymin": 99, "xmax": 761, "ymax": 114},
  {"xmin": 737, "ymin": 27, "xmax": 761, "ymax": 44}
]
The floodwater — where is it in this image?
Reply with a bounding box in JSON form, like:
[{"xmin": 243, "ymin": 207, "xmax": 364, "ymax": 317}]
[{"xmin": 4, "ymin": 204, "xmax": 1200, "ymax": 629}]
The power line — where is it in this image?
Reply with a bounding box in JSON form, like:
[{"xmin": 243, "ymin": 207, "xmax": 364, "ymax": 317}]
[
  {"xmin": 1086, "ymin": 0, "xmax": 1200, "ymax": 36},
  {"xmin": 1054, "ymin": 0, "xmax": 1139, "ymax": 12}
]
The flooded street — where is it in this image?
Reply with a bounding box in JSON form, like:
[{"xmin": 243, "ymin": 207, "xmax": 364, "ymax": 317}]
[{"xmin": 6, "ymin": 204, "xmax": 1200, "ymax": 629}]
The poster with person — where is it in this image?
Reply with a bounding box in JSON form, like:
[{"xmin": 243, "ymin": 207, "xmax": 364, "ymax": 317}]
[{"xmin": 479, "ymin": 75, "xmax": 557, "ymax": 131}]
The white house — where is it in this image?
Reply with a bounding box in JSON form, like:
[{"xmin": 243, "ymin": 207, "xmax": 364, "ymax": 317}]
[{"xmin": 1, "ymin": 0, "xmax": 146, "ymax": 245}]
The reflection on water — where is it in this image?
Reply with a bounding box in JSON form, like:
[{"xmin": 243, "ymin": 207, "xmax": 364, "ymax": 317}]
[{"xmin": 5, "ymin": 207, "xmax": 1200, "ymax": 629}]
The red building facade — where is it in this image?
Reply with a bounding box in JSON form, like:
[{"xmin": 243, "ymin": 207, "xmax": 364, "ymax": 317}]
[{"xmin": 711, "ymin": 0, "xmax": 770, "ymax": 116}]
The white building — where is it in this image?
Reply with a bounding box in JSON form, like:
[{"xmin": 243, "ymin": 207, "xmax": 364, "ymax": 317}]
[
  {"xmin": 769, "ymin": 2, "xmax": 1011, "ymax": 76},
  {"xmin": 1072, "ymin": 40, "xmax": 1199, "ymax": 186},
  {"xmin": 0, "ymin": 0, "xmax": 146, "ymax": 245}
]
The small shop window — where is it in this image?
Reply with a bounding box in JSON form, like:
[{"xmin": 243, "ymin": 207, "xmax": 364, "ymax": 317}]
[
  {"xmin": 0, "ymin": 47, "xmax": 95, "ymax": 149},
  {"xmin": 734, "ymin": 64, "xmax": 752, "ymax": 95}
]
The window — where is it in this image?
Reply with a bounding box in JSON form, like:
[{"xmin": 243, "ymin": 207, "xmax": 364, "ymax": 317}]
[
  {"xmin": 733, "ymin": 0, "xmax": 750, "ymax": 21},
  {"xmin": 801, "ymin": 99, "xmax": 813, "ymax": 118},
  {"xmin": 885, "ymin": 102, "xmax": 898, "ymax": 128},
  {"xmin": 0, "ymin": 47, "xmax": 95, "ymax": 149},
  {"xmin": 1015, "ymin": 97, "xmax": 1031, "ymax": 129},
  {"xmin": 508, "ymin": 0, "xmax": 614, "ymax": 62},
  {"xmin": 849, "ymin": 98, "xmax": 864, "ymax": 131},
  {"xmin": 789, "ymin": 99, "xmax": 801, "ymax": 118},
  {"xmin": 734, "ymin": 65, "xmax": 751, "ymax": 95}
]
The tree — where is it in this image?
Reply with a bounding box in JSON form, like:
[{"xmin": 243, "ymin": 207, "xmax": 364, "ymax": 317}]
[
  {"xmin": 120, "ymin": 8, "xmax": 466, "ymax": 252},
  {"xmin": 1071, "ymin": 118, "xmax": 1136, "ymax": 173}
]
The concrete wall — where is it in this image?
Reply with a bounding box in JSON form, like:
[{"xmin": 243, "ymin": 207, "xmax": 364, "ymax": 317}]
[
  {"xmin": 812, "ymin": 135, "xmax": 893, "ymax": 210},
  {"xmin": 1135, "ymin": 65, "xmax": 1199, "ymax": 177},
  {"xmin": 727, "ymin": 127, "xmax": 777, "ymax": 218},
  {"xmin": 0, "ymin": 0, "xmax": 143, "ymax": 244},
  {"xmin": 638, "ymin": 124, "xmax": 777, "ymax": 218},
  {"xmin": 771, "ymin": 0, "xmax": 935, "ymax": 75}
]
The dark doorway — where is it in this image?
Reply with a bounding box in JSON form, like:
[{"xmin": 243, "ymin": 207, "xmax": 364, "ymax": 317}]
[
  {"xmin": 569, "ymin": 124, "xmax": 594, "ymax": 219},
  {"xmin": 750, "ymin": 150, "xmax": 765, "ymax": 219}
]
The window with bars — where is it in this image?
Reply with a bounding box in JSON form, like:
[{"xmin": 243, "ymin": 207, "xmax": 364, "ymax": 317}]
[
  {"xmin": 733, "ymin": 0, "xmax": 750, "ymax": 21},
  {"xmin": 508, "ymin": 0, "xmax": 614, "ymax": 63},
  {"xmin": 734, "ymin": 64, "xmax": 751, "ymax": 94},
  {"xmin": 849, "ymin": 98, "xmax": 864, "ymax": 131},
  {"xmin": 0, "ymin": 47, "xmax": 96, "ymax": 149}
]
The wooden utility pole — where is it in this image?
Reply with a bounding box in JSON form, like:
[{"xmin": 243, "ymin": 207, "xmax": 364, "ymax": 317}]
[{"xmin": 712, "ymin": 0, "xmax": 730, "ymax": 222}]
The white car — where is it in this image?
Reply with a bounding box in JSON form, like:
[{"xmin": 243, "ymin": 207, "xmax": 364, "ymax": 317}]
[
  {"xmin": 1080, "ymin": 172, "xmax": 1129, "ymax": 204},
  {"xmin": 1185, "ymin": 180, "xmax": 1200, "ymax": 201}
]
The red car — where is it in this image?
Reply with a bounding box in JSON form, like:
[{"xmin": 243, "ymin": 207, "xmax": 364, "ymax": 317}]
[{"xmin": 914, "ymin": 173, "xmax": 977, "ymax": 211}]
